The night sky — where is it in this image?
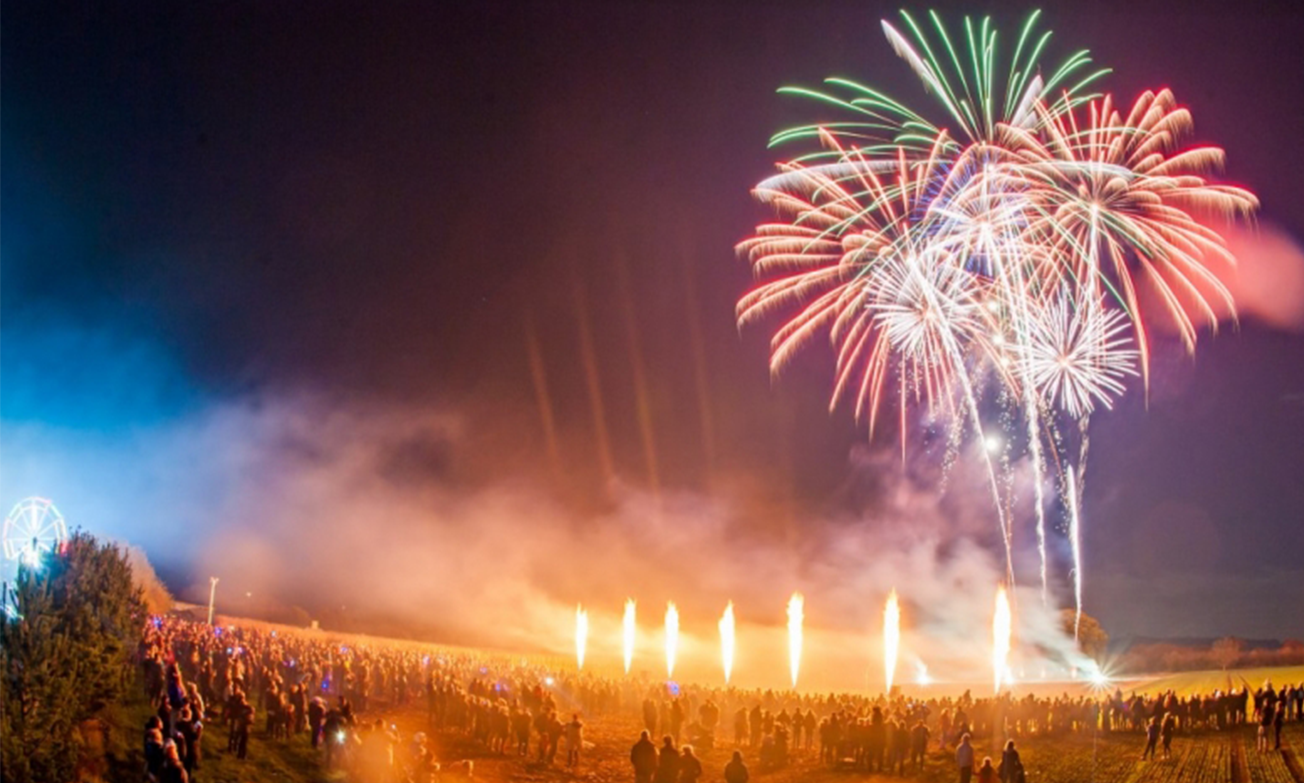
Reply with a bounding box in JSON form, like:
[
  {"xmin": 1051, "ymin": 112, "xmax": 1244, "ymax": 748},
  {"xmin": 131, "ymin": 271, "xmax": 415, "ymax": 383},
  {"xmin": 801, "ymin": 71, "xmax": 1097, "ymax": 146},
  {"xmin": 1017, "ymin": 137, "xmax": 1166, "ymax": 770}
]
[{"xmin": 4, "ymin": 1, "xmax": 1303, "ymax": 643}]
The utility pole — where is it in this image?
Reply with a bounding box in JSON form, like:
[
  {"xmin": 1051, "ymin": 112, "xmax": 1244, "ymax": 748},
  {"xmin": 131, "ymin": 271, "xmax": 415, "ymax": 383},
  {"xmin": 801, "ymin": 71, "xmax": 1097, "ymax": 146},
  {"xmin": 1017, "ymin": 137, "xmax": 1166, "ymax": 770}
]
[{"xmin": 207, "ymin": 576, "xmax": 219, "ymax": 625}]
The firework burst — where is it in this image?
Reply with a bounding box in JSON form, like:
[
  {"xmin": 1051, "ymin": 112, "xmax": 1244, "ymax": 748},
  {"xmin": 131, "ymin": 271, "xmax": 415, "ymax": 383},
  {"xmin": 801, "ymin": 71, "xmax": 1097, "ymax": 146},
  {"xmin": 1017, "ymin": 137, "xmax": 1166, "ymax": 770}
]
[{"xmin": 737, "ymin": 11, "xmax": 1256, "ymax": 628}]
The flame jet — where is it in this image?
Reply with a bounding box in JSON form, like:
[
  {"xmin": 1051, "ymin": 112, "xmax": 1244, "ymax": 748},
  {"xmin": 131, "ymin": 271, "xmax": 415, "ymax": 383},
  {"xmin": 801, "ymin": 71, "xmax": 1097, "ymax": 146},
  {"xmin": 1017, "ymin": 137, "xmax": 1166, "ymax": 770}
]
[
  {"xmin": 719, "ymin": 602, "xmax": 736, "ymax": 684},
  {"xmin": 993, "ymin": 586, "xmax": 1012, "ymax": 693},
  {"xmin": 884, "ymin": 590, "xmax": 900, "ymax": 694},
  {"xmin": 623, "ymin": 599, "xmax": 636, "ymax": 675},
  {"xmin": 665, "ymin": 603, "xmax": 679, "ymax": 679},
  {"xmin": 575, "ymin": 605, "xmax": 588, "ymax": 671},
  {"xmin": 787, "ymin": 593, "xmax": 804, "ymax": 689}
]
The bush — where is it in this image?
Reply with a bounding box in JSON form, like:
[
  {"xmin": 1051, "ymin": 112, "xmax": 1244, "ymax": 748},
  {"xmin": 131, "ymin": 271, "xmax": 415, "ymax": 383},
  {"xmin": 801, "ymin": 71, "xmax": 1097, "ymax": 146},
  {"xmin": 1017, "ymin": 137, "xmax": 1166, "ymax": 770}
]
[{"xmin": 1, "ymin": 532, "xmax": 146, "ymax": 783}]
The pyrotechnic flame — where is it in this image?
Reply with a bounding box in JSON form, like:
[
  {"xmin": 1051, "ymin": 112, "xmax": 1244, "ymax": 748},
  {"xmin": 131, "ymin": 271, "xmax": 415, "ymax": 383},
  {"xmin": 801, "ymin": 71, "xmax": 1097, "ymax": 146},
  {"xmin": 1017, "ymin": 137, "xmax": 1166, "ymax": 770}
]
[
  {"xmin": 575, "ymin": 605, "xmax": 588, "ymax": 671},
  {"xmin": 787, "ymin": 593, "xmax": 803, "ymax": 689},
  {"xmin": 915, "ymin": 661, "xmax": 931, "ymax": 686},
  {"xmin": 719, "ymin": 602, "xmax": 736, "ymax": 684},
  {"xmin": 993, "ymin": 586, "xmax": 1012, "ymax": 693},
  {"xmin": 884, "ymin": 589, "xmax": 900, "ymax": 694},
  {"xmin": 622, "ymin": 599, "xmax": 636, "ymax": 675},
  {"xmin": 664, "ymin": 602, "xmax": 679, "ymax": 679}
]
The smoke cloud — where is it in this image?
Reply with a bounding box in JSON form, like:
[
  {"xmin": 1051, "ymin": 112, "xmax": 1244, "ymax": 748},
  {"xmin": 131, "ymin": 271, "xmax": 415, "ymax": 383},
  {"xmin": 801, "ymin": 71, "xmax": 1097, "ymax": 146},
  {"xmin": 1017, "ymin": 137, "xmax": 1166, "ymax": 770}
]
[{"xmin": 4, "ymin": 382, "xmax": 1093, "ymax": 692}]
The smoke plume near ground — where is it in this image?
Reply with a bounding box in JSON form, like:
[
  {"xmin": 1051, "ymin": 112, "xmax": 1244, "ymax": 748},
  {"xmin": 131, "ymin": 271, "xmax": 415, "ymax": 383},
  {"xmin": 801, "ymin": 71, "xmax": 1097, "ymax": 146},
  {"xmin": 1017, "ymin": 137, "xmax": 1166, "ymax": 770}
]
[{"xmin": 5, "ymin": 391, "xmax": 1095, "ymax": 692}]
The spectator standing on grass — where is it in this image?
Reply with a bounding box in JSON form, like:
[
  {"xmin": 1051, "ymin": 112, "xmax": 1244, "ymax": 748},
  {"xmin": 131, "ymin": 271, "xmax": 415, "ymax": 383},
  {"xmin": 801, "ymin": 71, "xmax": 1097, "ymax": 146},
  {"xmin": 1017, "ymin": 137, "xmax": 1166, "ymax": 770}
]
[
  {"xmin": 910, "ymin": 719, "xmax": 930, "ymax": 770},
  {"xmin": 644, "ymin": 698, "xmax": 659, "ymax": 736},
  {"xmin": 655, "ymin": 736, "xmax": 681, "ymax": 783},
  {"xmin": 186, "ymin": 683, "xmax": 206, "ymax": 722},
  {"xmin": 565, "ymin": 713, "xmax": 584, "ymax": 769},
  {"xmin": 309, "ymin": 697, "xmax": 326, "ymax": 748},
  {"xmin": 323, "ymin": 707, "xmax": 345, "ymax": 767},
  {"xmin": 1161, "ymin": 714, "xmax": 1176, "ymax": 759},
  {"xmin": 513, "ymin": 706, "xmax": 532, "ymax": 757},
  {"xmin": 632, "ymin": 730, "xmax": 658, "ymax": 783},
  {"xmin": 724, "ymin": 751, "xmax": 749, "ymax": 783},
  {"xmin": 145, "ymin": 727, "xmax": 166, "ymax": 780},
  {"xmin": 977, "ymin": 757, "xmax": 997, "ymax": 783},
  {"xmin": 1258, "ymin": 697, "xmax": 1275, "ymax": 752},
  {"xmin": 679, "ymin": 745, "xmax": 703, "ymax": 783},
  {"xmin": 233, "ymin": 693, "xmax": 255, "ymax": 760},
  {"xmin": 956, "ymin": 733, "xmax": 975, "ymax": 783},
  {"xmin": 1275, "ymin": 700, "xmax": 1285, "ymax": 750},
  {"xmin": 998, "ymin": 740, "xmax": 1022, "ymax": 783},
  {"xmin": 161, "ymin": 741, "xmax": 189, "ymax": 783},
  {"xmin": 1142, "ymin": 717, "xmax": 1159, "ymax": 760},
  {"xmin": 177, "ymin": 706, "xmax": 203, "ymax": 776}
]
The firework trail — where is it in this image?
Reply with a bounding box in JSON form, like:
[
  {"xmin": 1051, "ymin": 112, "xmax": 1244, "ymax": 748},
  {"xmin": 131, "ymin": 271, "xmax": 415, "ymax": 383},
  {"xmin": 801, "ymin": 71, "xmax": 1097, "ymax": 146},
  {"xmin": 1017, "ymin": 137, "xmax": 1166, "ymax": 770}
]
[
  {"xmin": 1067, "ymin": 469, "xmax": 1084, "ymax": 641},
  {"xmin": 664, "ymin": 602, "xmax": 679, "ymax": 679},
  {"xmin": 787, "ymin": 593, "xmax": 804, "ymax": 689},
  {"xmin": 719, "ymin": 602, "xmax": 736, "ymax": 684},
  {"xmin": 883, "ymin": 589, "xmax": 901, "ymax": 694},
  {"xmin": 623, "ymin": 599, "xmax": 636, "ymax": 675}
]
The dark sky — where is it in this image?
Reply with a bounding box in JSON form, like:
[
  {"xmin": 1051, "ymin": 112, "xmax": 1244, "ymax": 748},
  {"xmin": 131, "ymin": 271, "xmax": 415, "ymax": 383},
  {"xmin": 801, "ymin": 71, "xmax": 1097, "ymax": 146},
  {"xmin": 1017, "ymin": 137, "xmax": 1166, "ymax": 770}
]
[{"xmin": 4, "ymin": 0, "xmax": 1303, "ymax": 642}]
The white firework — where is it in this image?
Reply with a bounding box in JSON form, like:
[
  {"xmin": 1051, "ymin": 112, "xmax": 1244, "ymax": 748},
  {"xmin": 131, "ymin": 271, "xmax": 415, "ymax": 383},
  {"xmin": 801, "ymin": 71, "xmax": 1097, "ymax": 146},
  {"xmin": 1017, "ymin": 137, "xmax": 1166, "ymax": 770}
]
[
  {"xmin": 867, "ymin": 250, "xmax": 985, "ymax": 368},
  {"xmin": 1017, "ymin": 292, "xmax": 1139, "ymax": 418}
]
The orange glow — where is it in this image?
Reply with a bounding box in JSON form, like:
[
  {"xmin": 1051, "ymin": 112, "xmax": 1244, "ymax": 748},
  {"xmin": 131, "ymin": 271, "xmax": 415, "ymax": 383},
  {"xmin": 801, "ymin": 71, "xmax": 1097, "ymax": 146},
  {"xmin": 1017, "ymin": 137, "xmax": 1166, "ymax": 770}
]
[
  {"xmin": 993, "ymin": 586, "xmax": 1012, "ymax": 693},
  {"xmin": 622, "ymin": 599, "xmax": 636, "ymax": 675},
  {"xmin": 883, "ymin": 589, "xmax": 900, "ymax": 693},
  {"xmin": 664, "ymin": 602, "xmax": 679, "ymax": 678},
  {"xmin": 787, "ymin": 593, "xmax": 803, "ymax": 689},
  {"xmin": 719, "ymin": 601, "xmax": 736, "ymax": 684}
]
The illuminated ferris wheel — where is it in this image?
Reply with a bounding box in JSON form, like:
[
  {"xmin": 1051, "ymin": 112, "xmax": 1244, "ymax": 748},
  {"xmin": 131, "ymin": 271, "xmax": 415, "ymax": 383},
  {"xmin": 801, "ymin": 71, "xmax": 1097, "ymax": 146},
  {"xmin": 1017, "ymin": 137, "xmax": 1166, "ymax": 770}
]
[{"xmin": 3, "ymin": 497, "xmax": 69, "ymax": 569}]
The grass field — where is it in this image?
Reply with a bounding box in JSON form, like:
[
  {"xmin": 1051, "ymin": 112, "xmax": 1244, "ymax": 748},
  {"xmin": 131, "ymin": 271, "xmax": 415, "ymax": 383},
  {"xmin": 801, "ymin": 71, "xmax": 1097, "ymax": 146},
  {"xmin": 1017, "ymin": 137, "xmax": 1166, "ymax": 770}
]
[
  {"xmin": 1127, "ymin": 667, "xmax": 1304, "ymax": 698},
  {"xmin": 94, "ymin": 657, "xmax": 1304, "ymax": 783}
]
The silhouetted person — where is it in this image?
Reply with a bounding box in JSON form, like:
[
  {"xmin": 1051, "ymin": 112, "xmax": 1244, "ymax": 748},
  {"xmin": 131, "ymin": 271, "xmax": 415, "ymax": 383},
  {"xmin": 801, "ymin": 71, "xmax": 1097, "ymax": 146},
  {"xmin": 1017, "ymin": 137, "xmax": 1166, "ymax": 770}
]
[
  {"xmin": 655, "ymin": 736, "xmax": 681, "ymax": 783},
  {"xmin": 956, "ymin": 733, "xmax": 975, "ymax": 783},
  {"xmin": 724, "ymin": 751, "xmax": 749, "ymax": 783},
  {"xmin": 1141, "ymin": 717, "xmax": 1159, "ymax": 760},
  {"xmin": 999, "ymin": 740, "xmax": 1022, "ymax": 783},
  {"xmin": 631, "ymin": 730, "xmax": 658, "ymax": 783},
  {"xmin": 679, "ymin": 745, "xmax": 702, "ymax": 783}
]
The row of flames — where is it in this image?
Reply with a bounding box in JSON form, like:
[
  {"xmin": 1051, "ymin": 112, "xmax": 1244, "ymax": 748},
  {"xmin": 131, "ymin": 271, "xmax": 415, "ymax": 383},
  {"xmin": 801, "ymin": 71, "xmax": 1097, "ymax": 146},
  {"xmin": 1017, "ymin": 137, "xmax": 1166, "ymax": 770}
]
[{"xmin": 574, "ymin": 587, "xmax": 1013, "ymax": 693}]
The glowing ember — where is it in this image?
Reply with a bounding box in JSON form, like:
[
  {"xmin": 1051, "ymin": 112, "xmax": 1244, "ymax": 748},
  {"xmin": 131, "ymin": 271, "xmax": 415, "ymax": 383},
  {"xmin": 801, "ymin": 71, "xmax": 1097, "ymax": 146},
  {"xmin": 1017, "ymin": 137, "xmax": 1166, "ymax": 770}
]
[
  {"xmin": 883, "ymin": 589, "xmax": 900, "ymax": 693},
  {"xmin": 787, "ymin": 593, "xmax": 803, "ymax": 689},
  {"xmin": 622, "ymin": 599, "xmax": 636, "ymax": 675},
  {"xmin": 664, "ymin": 602, "xmax": 679, "ymax": 678},
  {"xmin": 993, "ymin": 586, "xmax": 1012, "ymax": 693},
  {"xmin": 719, "ymin": 601, "xmax": 736, "ymax": 684},
  {"xmin": 575, "ymin": 604, "xmax": 588, "ymax": 670}
]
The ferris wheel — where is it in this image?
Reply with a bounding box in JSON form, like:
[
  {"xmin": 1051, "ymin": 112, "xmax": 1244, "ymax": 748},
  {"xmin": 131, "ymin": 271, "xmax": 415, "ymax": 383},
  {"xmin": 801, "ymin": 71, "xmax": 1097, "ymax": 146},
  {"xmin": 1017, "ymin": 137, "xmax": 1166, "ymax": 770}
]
[{"xmin": 3, "ymin": 497, "xmax": 69, "ymax": 569}]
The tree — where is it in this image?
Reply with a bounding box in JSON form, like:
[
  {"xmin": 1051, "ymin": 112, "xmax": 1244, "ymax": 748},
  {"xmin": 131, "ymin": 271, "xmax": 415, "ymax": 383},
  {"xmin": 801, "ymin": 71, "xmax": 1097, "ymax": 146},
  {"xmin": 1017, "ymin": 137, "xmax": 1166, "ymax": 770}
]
[
  {"xmin": 1, "ymin": 532, "xmax": 146, "ymax": 783},
  {"xmin": 1060, "ymin": 609, "xmax": 1109, "ymax": 663},
  {"xmin": 1211, "ymin": 637, "xmax": 1243, "ymax": 670}
]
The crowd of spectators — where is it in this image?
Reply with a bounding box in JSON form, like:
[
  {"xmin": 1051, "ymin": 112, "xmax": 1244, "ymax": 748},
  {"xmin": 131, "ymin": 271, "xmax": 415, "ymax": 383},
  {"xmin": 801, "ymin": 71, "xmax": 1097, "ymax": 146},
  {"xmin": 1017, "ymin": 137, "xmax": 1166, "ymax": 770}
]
[{"xmin": 134, "ymin": 616, "xmax": 1304, "ymax": 783}]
